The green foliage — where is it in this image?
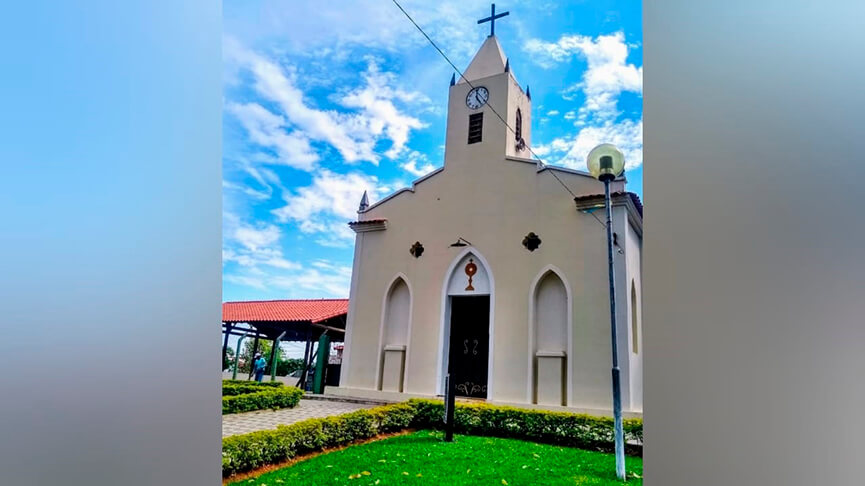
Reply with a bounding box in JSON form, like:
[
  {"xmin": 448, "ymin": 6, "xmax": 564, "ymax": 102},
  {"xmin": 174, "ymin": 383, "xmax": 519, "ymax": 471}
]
[
  {"xmin": 221, "ymin": 400, "xmax": 643, "ymax": 478},
  {"xmin": 234, "ymin": 340, "xmax": 304, "ymax": 376},
  {"xmin": 222, "ymin": 379, "xmax": 282, "ymax": 388},
  {"xmin": 222, "ymin": 403, "xmax": 416, "ymax": 477},
  {"xmin": 222, "ymin": 381, "xmax": 285, "ymax": 396},
  {"xmin": 229, "ymin": 430, "xmax": 643, "ymax": 486},
  {"xmin": 222, "ymin": 386, "xmax": 304, "ymax": 415},
  {"xmin": 276, "ymin": 358, "xmax": 304, "ymax": 376},
  {"xmin": 409, "ymin": 399, "xmax": 643, "ymax": 454},
  {"xmin": 223, "ymin": 346, "xmax": 235, "ymax": 371},
  {"xmin": 239, "ymin": 340, "xmax": 276, "ymax": 374}
]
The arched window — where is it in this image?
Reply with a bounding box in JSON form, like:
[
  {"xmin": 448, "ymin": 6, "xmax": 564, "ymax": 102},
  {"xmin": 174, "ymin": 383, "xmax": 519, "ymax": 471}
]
[
  {"xmin": 535, "ymin": 272, "xmax": 567, "ymax": 353},
  {"xmin": 380, "ymin": 277, "xmax": 410, "ymax": 392},
  {"xmin": 631, "ymin": 281, "xmax": 639, "ymax": 354},
  {"xmin": 515, "ymin": 108, "xmax": 522, "ymax": 142},
  {"xmin": 532, "ymin": 270, "xmax": 568, "ymax": 406},
  {"xmin": 384, "ymin": 279, "xmax": 410, "ymax": 347}
]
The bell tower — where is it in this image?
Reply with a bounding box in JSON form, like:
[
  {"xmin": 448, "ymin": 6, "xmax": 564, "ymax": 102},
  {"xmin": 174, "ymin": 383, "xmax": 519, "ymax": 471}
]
[{"xmin": 442, "ymin": 8, "xmax": 531, "ymax": 168}]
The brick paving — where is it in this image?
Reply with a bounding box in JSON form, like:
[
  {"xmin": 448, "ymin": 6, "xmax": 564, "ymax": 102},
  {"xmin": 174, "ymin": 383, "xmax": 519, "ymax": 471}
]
[{"xmin": 222, "ymin": 398, "xmax": 377, "ymax": 437}]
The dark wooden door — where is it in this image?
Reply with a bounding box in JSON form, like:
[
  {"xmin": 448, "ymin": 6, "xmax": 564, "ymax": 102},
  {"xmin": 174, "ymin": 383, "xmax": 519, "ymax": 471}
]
[{"xmin": 447, "ymin": 295, "xmax": 490, "ymax": 398}]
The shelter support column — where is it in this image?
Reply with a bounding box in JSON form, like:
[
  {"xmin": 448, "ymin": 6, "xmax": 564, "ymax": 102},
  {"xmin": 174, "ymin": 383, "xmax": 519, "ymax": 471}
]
[
  {"xmin": 222, "ymin": 323, "xmax": 233, "ymax": 371},
  {"xmin": 248, "ymin": 331, "xmax": 259, "ymax": 380},
  {"xmin": 312, "ymin": 333, "xmax": 331, "ymax": 394}
]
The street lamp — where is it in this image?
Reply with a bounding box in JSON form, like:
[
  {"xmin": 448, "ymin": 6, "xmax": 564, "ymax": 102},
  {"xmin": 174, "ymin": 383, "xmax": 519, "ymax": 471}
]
[{"xmin": 587, "ymin": 143, "xmax": 627, "ymax": 481}]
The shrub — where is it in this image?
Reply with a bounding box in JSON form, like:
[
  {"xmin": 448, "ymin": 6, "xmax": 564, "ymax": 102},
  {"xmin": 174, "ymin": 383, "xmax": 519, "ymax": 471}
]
[
  {"xmin": 223, "ymin": 382, "xmax": 285, "ymax": 397},
  {"xmin": 222, "ymin": 387, "xmax": 304, "ymax": 415},
  {"xmin": 221, "ymin": 399, "xmax": 643, "ymax": 478},
  {"xmin": 222, "ymin": 379, "xmax": 282, "ymax": 388},
  {"xmin": 222, "ymin": 403, "xmax": 416, "ymax": 477},
  {"xmin": 408, "ymin": 399, "xmax": 642, "ymax": 453}
]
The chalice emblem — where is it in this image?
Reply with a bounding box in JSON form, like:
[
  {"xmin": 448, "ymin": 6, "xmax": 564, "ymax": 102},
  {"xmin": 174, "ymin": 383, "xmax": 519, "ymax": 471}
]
[{"xmin": 464, "ymin": 258, "xmax": 477, "ymax": 291}]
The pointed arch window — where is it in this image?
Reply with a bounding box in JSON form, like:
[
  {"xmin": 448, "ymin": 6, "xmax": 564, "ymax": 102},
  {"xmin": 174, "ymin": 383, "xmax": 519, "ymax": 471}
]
[
  {"xmin": 631, "ymin": 281, "xmax": 639, "ymax": 354},
  {"xmin": 515, "ymin": 108, "xmax": 522, "ymax": 142}
]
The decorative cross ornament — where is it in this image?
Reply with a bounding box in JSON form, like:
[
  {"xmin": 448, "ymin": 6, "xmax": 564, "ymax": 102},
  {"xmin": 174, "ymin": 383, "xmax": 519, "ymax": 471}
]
[{"xmin": 477, "ymin": 3, "xmax": 509, "ymax": 37}]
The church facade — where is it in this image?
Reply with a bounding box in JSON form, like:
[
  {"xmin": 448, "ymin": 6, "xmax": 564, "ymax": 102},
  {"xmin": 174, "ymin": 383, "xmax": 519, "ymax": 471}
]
[{"xmin": 333, "ymin": 35, "xmax": 643, "ymax": 415}]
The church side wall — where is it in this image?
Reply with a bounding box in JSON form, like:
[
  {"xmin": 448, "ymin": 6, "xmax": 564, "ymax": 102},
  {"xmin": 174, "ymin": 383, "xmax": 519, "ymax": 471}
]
[{"xmin": 625, "ymin": 215, "xmax": 643, "ymax": 412}]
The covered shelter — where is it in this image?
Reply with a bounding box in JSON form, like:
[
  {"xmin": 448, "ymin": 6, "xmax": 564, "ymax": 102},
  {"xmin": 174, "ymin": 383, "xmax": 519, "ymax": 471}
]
[{"xmin": 222, "ymin": 299, "xmax": 348, "ymax": 390}]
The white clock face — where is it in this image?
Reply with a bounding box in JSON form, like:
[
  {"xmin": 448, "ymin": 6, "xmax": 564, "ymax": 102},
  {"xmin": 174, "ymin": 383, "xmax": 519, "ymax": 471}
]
[{"xmin": 465, "ymin": 86, "xmax": 489, "ymax": 109}]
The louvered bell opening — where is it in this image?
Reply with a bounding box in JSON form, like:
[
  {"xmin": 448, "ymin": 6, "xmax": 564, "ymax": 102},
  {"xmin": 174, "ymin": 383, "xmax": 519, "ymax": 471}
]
[{"xmin": 468, "ymin": 112, "xmax": 483, "ymax": 144}]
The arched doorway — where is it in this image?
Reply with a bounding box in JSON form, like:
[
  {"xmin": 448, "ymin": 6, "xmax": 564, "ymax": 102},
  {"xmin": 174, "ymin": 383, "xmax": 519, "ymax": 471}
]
[{"xmin": 438, "ymin": 250, "xmax": 493, "ymax": 399}]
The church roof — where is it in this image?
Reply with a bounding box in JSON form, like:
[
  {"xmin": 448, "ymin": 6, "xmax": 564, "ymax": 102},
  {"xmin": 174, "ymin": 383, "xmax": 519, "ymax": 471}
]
[
  {"xmin": 459, "ymin": 35, "xmax": 508, "ymax": 83},
  {"xmin": 223, "ymin": 299, "xmax": 348, "ymax": 324},
  {"xmin": 573, "ymin": 191, "xmax": 643, "ymax": 217}
]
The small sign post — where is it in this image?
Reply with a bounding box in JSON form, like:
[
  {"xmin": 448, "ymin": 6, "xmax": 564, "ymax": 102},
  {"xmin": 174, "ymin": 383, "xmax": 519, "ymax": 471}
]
[{"xmin": 443, "ymin": 374, "xmax": 455, "ymax": 442}]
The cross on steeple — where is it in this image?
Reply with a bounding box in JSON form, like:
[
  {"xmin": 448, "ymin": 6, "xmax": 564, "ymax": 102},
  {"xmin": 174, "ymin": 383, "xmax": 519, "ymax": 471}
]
[{"xmin": 477, "ymin": 3, "xmax": 509, "ymax": 37}]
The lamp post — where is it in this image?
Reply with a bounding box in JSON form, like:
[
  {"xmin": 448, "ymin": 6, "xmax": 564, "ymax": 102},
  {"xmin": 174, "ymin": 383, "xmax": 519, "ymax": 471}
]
[{"xmin": 587, "ymin": 143, "xmax": 627, "ymax": 481}]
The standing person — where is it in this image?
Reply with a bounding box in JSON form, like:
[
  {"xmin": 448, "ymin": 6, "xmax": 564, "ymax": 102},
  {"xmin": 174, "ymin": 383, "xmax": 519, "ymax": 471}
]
[{"xmin": 253, "ymin": 352, "xmax": 267, "ymax": 382}]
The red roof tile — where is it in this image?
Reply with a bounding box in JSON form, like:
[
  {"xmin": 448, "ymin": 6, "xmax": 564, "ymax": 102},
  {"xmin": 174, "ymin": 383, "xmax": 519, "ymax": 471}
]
[{"xmin": 223, "ymin": 299, "xmax": 348, "ymax": 324}]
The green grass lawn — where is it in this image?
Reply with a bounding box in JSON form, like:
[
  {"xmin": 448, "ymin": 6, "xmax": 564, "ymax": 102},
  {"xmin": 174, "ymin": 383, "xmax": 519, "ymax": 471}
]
[{"xmin": 230, "ymin": 430, "xmax": 642, "ymax": 486}]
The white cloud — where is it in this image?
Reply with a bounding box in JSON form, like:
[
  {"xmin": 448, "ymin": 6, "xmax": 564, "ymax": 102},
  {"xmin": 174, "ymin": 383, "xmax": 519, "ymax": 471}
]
[
  {"xmin": 226, "ymin": 39, "xmax": 429, "ymax": 165},
  {"xmin": 226, "ymin": 38, "xmax": 375, "ymax": 163},
  {"xmin": 225, "ymin": 0, "xmax": 492, "ymax": 60},
  {"xmin": 338, "ymin": 61, "xmax": 428, "ymax": 159},
  {"xmin": 271, "ymin": 263, "xmax": 353, "ymax": 297},
  {"xmin": 223, "ymin": 213, "xmax": 301, "ymax": 271},
  {"xmin": 226, "ymin": 102, "xmax": 318, "ymax": 170},
  {"xmin": 271, "ymin": 169, "xmax": 392, "ymax": 245},
  {"xmin": 546, "ymin": 110, "xmax": 560, "ymax": 116},
  {"xmin": 226, "ymin": 259, "xmax": 353, "ymax": 297},
  {"xmin": 524, "ymin": 32, "xmax": 642, "ymax": 121},
  {"xmin": 539, "ymin": 119, "xmax": 642, "ymax": 171},
  {"xmin": 399, "ymin": 151, "xmax": 437, "ymax": 177}
]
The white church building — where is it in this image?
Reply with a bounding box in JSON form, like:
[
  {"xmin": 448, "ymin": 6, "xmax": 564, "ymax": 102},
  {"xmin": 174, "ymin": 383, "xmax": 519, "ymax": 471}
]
[{"xmin": 333, "ymin": 33, "xmax": 643, "ymax": 415}]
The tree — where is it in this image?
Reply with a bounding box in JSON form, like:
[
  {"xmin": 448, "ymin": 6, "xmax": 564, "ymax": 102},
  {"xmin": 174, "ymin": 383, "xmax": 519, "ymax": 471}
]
[
  {"xmin": 223, "ymin": 346, "xmax": 235, "ymax": 372},
  {"xmin": 226, "ymin": 338, "xmax": 308, "ymax": 377}
]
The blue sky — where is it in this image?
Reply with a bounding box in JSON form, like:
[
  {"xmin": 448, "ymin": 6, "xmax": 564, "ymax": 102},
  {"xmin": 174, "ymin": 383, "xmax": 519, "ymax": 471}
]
[{"xmin": 223, "ymin": 0, "xmax": 642, "ymax": 303}]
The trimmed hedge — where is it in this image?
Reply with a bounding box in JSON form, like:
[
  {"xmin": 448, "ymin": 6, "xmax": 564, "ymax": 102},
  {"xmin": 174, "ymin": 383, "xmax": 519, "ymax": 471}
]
[
  {"xmin": 223, "ymin": 379, "xmax": 282, "ymax": 388},
  {"xmin": 223, "ymin": 382, "xmax": 286, "ymax": 397},
  {"xmin": 222, "ymin": 402, "xmax": 416, "ymax": 476},
  {"xmin": 221, "ymin": 399, "xmax": 643, "ymax": 478},
  {"xmin": 410, "ymin": 399, "xmax": 642, "ymax": 452},
  {"xmin": 222, "ymin": 387, "xmax": 304, "ymax": 415}
]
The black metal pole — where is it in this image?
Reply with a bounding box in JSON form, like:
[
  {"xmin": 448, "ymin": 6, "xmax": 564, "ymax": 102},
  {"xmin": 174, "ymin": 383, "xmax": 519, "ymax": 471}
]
[
  {"xmin": 603, "ymin": 178, "xmax": 626, "ymax": 480},
  {"xmin": 298, "ymin": 330, "xmax": 312, "ymax": 389},
  {"xmin": 444, "ymin": 374, "xmax": 455, "ymax": 442}
]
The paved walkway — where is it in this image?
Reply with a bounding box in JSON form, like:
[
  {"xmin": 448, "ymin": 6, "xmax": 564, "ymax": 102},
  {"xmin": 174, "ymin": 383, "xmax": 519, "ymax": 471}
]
[{"xmin": 222, "ymin": 398, "xmax": 377, "ymax": 437}]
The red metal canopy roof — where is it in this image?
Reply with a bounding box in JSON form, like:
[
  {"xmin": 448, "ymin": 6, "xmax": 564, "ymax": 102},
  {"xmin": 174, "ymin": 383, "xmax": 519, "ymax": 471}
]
[{"xmin": 223, "ymin": 299, "xmax": 348, "ymax": 324}]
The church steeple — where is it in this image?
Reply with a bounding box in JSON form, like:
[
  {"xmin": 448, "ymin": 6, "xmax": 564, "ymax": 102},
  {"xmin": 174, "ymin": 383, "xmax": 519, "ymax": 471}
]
[
  {"xmin": 442, "ymin": 5, "xmax": 531, "ymax": 165},
  {"xmin": 458, "ymin": 35, "xmax": 508, "ymax": 84},
  {"xmin": 358, "ymin": 191, "xmax": 369, "ymax": 212}
]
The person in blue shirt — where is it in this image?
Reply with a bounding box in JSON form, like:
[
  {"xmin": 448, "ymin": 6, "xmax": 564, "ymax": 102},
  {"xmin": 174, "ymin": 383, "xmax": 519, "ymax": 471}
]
[{"xmin": 253, "ymin": 353, "xmax": 267, "ymax": 382}]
